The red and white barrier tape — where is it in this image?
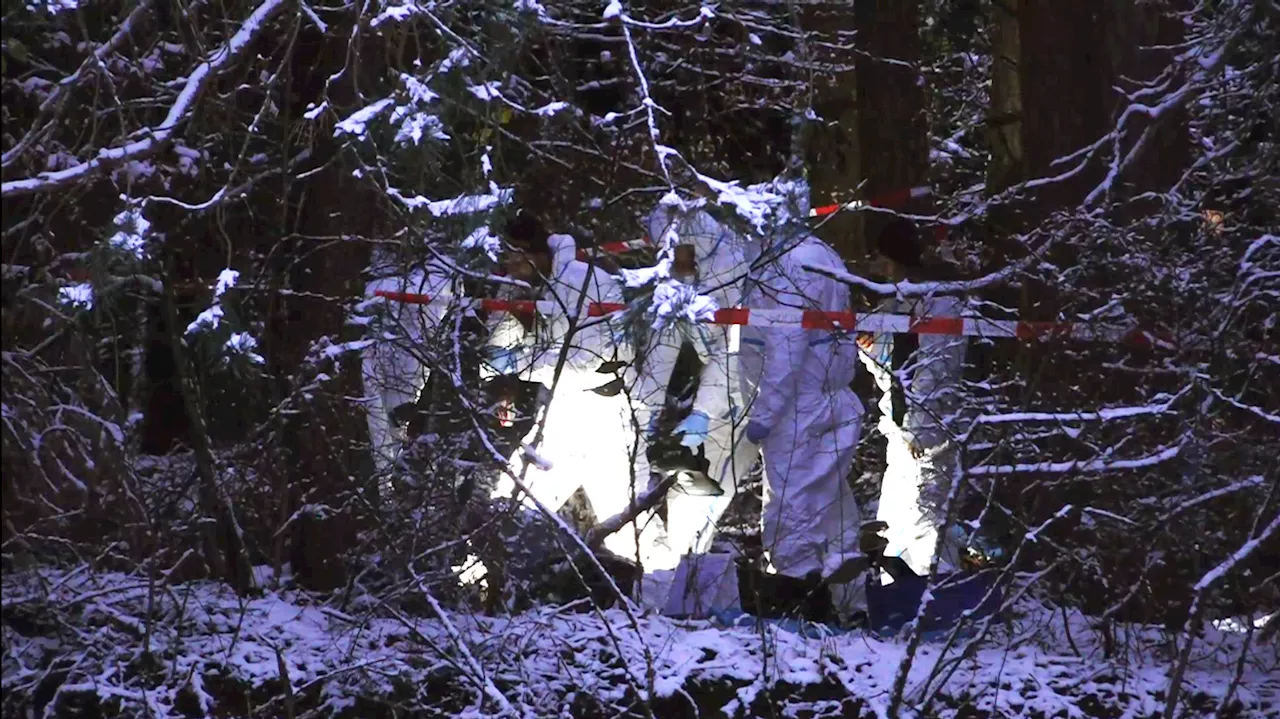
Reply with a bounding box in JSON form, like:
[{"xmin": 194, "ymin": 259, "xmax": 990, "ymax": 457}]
[
  {"xmin": 372, "ymin": 290, "xmax": 1169, "ymax": 347},
  {"xmin": 581, "ymin": 238, "xmax": 652, "ymax": 257},
  {"xmin": 810, "ymin": 185, "xmax": 933, "ymax": 218}
]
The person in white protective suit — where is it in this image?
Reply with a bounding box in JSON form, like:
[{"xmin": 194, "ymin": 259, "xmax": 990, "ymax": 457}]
[
  {"xmin": 362, "ymin": 230, "xmax": 540, "ymax": 489},
  {"xmin": 635, "ymin": 202, "xmax": 760, "ymax": 565},
  {"xmin": 734, "ymin": 183, "xmax": 869, "ymax": 621},
  {"xmin": 361, "ymin": 248, "xmax": 456, "ymax": 481},
  {"xmin": 490, "ymin": 229, "xmax": 639, "ymax": 560},
  {"xmin": 857, "ymin": 217, "xmax": 968, "ymax": 577}
]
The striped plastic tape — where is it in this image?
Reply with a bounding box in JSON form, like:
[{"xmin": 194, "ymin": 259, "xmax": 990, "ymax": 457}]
[{"xmin": 372, "ymin": 290, "xmax": 1167, "ymax": 347}]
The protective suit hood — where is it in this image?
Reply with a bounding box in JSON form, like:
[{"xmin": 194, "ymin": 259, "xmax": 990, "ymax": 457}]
[
  {"xmin": 739, "ymin": 176, "xmax": 811, "ymax": 266},
  {"xmin": 546, "ymin": 233, "xmax": 577, "ymax": 274},
  {"xmin": 645, "ymin": 204, "xmax": 722, "ymax": 257},
  {"xmin": 644, "ymin": 174, "xmax": 808, "ymax": 262},
  {"xmin": 646, "ymin": 205, "xmax": 753, "ymax": 302}
]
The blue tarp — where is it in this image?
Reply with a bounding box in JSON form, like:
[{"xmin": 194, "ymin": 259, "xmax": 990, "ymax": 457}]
[{"xmin": 867, "ymin": 571, "xmax": 1002, "ymax": 637}]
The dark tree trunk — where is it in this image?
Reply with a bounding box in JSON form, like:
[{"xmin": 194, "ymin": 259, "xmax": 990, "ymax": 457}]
[
  {"xmin": 854, "ymin": 0, "xmax": 931, "ymax": 249},
  {"xmin": 1103, "ymin": 0, "xmax": 1190, "ymax": 199},
  {"xmin": 271, "ymin": 26, "xmax": 385, "ymax": 592},
  {"xmin": 1018, "ymin": 0, "xmax": 1113, "ymax": 210},
  {"xmin": 987, "ymin": 0, "xmax": 1024, "ymax": 199},
  {"xmin": 805, "ymin": 6, "xmax": 862, "ymax": 265}
]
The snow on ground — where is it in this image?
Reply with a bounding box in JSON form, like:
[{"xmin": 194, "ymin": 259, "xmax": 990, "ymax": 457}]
[{"xmin": 3, "ymin": 568, "xmax": 1276, "ymax": 718}]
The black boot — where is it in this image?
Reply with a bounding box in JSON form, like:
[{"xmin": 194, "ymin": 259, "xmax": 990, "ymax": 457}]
[{"xmin": 736, "ymin": 558, "xmax": 833, "ymax": 624}]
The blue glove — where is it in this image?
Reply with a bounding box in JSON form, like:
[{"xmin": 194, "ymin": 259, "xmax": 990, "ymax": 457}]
[
  {"xmin": 745, "ymin": 420, "xmax": 771, "ymax": 445},
  {"xmin": 645, "ymin": 413, "xmax": 663, "ymax": 439},
  {"xmin": 485, "ymin": 346, "xmax": 521, "ymax": 374},
  {"xmin": 673, "ymin": 411, "xmax": 710, "ymax": 448},
  {"xmin": 876, "ymin": 339, "xmax": 893, "ymax": 366}
]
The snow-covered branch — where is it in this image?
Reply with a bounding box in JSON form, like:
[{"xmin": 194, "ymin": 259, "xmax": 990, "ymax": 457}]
[
  {"xmin": 1, "ymin": 0, "xmax": 155, "ymax": 169},
  {"xmin": 1, "ymin": 0, "xmax": 288, "ymax": 198},
  {"xmin": 802, "ymin": 253, "xmax": 1034, "ymax": 298},
  {"xmin": 967, "ymin": 444, "xmax": 1183, "ymax": 476}
]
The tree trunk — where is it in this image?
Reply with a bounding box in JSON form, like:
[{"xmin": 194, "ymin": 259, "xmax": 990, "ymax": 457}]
[
  {"xmin": 987, "ymin": 0, "xmax": 1024, "ymax": 197},
  {"xmin": 1018, "ymin": 0, "xmax": 1113, "ymax": 211},
  {"xmin": 978, "ymin": 0, "xmax": 1028, "ymax": 318},
  {"xmin": 804, "ymin": 6, "xmax": 863, "ymax": 265},
  {"xmin": 1103, "ymin": 0, "xmax": 1190, "ymax": 199},
  {"xmin": 854, "ymin": 0, "xmax": 931, "ymax": 251},
  {"xmin": 271, "ymin": 26, "xmax": 385, "ymax": 592},
  {"xmin": 161, "ymin": 273, "xmax": 252, "ymax": 593}
]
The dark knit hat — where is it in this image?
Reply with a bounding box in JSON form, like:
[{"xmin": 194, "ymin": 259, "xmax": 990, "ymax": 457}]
[
  {"xmin": 504, "ymin": 209, "xmax": 550, "ymax": 253},
  {"xmin": 875, "ymin": 217, "xmax": 925, "ymax": 270}
]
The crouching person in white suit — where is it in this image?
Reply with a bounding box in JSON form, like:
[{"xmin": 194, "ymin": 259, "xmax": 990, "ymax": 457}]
[
  {"xmin": 362, "ymin": 237, "xmax": 537, "ymax": 495},
  {"xmin": 493, "ymin": 218, "xmax": 637, "ymax": 560}
]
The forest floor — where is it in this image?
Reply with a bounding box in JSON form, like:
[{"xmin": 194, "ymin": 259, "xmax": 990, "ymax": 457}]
[{"xmin": 3, "ymin": 566, "xmax": 1277, "ymax": 718}]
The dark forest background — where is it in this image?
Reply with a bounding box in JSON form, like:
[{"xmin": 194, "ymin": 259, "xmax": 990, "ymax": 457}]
[{"xmin": 2, "ymin": 1, "xmax": 1277, "ymax": 716}]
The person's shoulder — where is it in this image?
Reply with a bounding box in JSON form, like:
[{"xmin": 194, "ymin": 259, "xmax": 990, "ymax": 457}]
[
  {"xmin": 787, "ymin": 234, "xmax": 840, "ymax": 267},
  {"xmin": 804, "ymin": 233, "xmax": 840, "ymax": 254},
  {"xmin": 424, "ymin": 255, "xmax": 454, "ymax": 276}
]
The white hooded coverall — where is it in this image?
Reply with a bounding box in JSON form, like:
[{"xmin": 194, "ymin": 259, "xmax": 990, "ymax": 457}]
[
  {"xmin": 637, "ymin": 206, "xmax": 761, "ymax": 561},
  {"xmin": 498, "ymin": 235, "xmax": 638, "ymax": 558},
  {"xmin": 860, "ymin": 293, "xmax": 967, "ymax": 576},
  {"xmin": 739, "ymin": 230, "xmax": 867, "ymax": 612}
]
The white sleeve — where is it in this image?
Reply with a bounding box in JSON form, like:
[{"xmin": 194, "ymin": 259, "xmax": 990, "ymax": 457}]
[
  {"xmin": 690, "ymin": 325, "xmax": 735, "ymax": 420},
  {"xmin": 748, "ymin": 281, "xmax": 808, "ymax": 431}
]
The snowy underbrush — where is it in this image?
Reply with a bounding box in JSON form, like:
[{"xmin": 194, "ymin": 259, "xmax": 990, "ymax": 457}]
[{"xmin": 2, "ymin": 567, "xmax": 1276, "ymax": 719}]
